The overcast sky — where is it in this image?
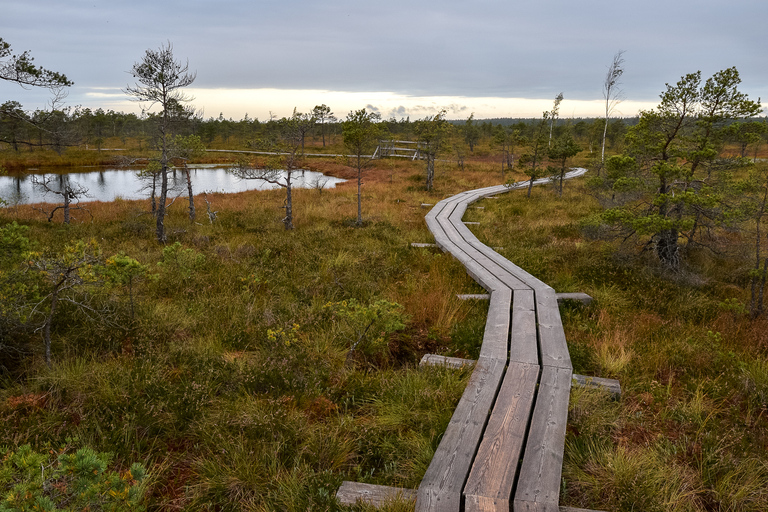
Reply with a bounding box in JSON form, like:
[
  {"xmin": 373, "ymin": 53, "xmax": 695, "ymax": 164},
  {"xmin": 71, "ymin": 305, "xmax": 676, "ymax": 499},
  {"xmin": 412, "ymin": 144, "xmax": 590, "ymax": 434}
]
[{"xmin": 2, "ymin": 0, "xmax": 766, "ymax": 121}]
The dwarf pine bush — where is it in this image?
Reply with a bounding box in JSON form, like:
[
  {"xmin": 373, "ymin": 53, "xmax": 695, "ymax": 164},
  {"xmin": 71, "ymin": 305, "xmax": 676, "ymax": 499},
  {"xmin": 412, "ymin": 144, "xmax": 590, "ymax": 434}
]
[{"xmin": 0, "ymin": 444, "xmax": 146, "ymax": 511}]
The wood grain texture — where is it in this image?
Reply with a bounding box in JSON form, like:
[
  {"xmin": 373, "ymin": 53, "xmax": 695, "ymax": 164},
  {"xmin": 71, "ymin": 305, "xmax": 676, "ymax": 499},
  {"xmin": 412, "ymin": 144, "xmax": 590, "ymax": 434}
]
[
  {"xmin": 514, "ymin": 366, "xmax": 573, "ymax": 512},
  {"xmin": 464, "ymin": 362, "xmax": 539, "ymax": 512},
  {"xmin": 572, "ymin": 374, "xmax": 621, "ymax": 398},
  {"xmin": 457, "ymin": 293, "xmax": 491, "ymax": 300},
  {"xmin": 415, "ymin": 173, "xmax": 587, "ymax": 512},
  {"xmin": 420, "ymin": 354, "xmax": 476, "ymax": 369},
  {"xmin": 535, "ymin": 288, "xmax": 572, "ymax": 370},
  {"xmin": 555, "ymin": 292, "xmax": 593, "ymax": 305},
  {"xmin": 510, "ymin": 289, "xmax": 539, "ymax": 366},
  {"xmin": 416, "ymin": 356, "xmax": 506, "ymax": 512},
  {"xmin": 478, "ymin": 288, "xmax": 512, "ymax": 361},
  {"xmin": 336, "ymin": 481, "xmax": 416, "ymax": 507}
]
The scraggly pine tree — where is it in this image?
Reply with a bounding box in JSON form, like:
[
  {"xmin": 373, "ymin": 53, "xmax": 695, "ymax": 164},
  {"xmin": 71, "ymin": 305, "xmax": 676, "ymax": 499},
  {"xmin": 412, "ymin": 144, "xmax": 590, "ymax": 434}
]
[
  {"xmin": 587, "ymin": 67, "xmax": 762, "ymax": 269},
  {"xmin": 125, "ymin": 42, "xmax": 196, "ymax": 243},
  {"xmin": 343, "ymin": 109, "xmax": 381, "ymax": 226}
]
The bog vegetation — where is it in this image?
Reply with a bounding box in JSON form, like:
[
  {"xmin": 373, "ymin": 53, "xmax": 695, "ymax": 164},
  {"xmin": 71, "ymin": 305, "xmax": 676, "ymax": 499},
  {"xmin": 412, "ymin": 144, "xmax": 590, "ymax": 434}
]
[{"xmin": 1, "ymin": 56, "xmax": 768, "ymax": 511}]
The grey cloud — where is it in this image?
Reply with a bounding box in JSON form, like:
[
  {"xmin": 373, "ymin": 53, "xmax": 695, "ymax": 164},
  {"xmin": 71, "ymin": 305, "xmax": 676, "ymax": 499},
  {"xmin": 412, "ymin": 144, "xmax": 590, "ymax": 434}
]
[{"xmin": 1, "ymin": 0, "xmax": 765, "ymax": 114}]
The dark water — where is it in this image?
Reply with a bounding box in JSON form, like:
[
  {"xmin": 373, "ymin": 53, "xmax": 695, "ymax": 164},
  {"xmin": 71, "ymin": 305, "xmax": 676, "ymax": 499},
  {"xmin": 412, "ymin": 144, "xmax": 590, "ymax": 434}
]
[{"xmin": 0, "ymin": 166, "xmax": 345, "ymax": 205}]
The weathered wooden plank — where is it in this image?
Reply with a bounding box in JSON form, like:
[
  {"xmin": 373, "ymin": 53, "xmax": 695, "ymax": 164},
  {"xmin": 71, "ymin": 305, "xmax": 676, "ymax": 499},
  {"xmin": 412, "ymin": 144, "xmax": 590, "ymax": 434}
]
[
  {"xmin": 572, "ymin": 374, "xmax": 621, "ymax": 398},
  {"xmin": 535, "ymin": 288, "xmax": 572, "ymax": 370},
  {"xmin": 467, "ymin": 241, "xmax": 548, "ymax": 290},
  {"xmin": 438, "ymin": 232, "xmax": 530, "ymax": 292},
  {"xmin": 418, "ymin": 173, "xmax": 591, "ymax": 512},
  {"xmin": 449, "ymin": 242, "xmax": 530, "ymax": 292},
  {"xmin": 336, "ymin": 481, "xmax": 416, "ymax": 507},
  {"xmin": 421, "ymin": 359, "xmax": 620, "ymax": 402},
  {"xmin": 433, "ymin": 234, "xmax": 514, "ymax": 294},
  {"xmin": 463, "ymin": 185, "xmax": 508, "ymax": 203},
  {"xmin": 514, "ymin": 366, "xmax": 573, "ymax": 512},
  {"xmin": 478, "ymin": 289, "xmax": 512, "ymax": 361},
  {"xmin": 511, "ymin": 289, "xmax": 539, "ymax": 366},
  {"xmin": 463, "ymin": 259, "xmax": 505, "ymax": 294},
  {"xmin": 457, "ymin": 293, "xmax": 491, "ymax": 300},
  {"xmin": 556, "ymin": 293, "xmax": 593, "ymax": 305},
  {"xmin": 416, "ymin": 356, "xmax": 506, "ymax": 512},
  {"xmin": 420, "ymin": 354, "xmax": 475, "ymax": 369},
  {"xmin": 449, "ymin": 219, "xmax": 479, "ymax": 241},
  {"xmin": 335, "ymin": 483, "xmax": 605, "ymax": 512},
  {"xmin": 463, "ymin": 362, "xmax": 539, "ymax": 512}
]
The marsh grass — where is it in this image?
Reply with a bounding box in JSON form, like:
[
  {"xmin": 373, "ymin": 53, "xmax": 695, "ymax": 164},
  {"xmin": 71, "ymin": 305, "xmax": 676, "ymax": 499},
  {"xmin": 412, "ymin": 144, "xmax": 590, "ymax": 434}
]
[
  {"xmin": 0, "ymin": 151, "xmax": 497, "ymax": 511},
  {"xmin": 477, "ymin": 179, "xmax": 768, "ymax": 511},
  {"xmin": 3, "ymin": 142, "xmax": 768, "ymax": 511}
]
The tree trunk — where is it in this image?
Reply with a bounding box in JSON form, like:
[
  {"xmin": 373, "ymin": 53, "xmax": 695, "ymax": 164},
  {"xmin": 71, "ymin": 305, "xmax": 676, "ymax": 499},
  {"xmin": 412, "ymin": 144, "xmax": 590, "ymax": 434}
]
[
  {"xmin": 356, "ymin": 159, "xmax": 363, "ymax": 226},
  {"xmin": 284, "ymin": 172, "xmax": 294, "ymax": 230},
  {"xmin": 751, "ymin": 208, "xmax": 767, "ymax": 318},
  {"xmin": 601, "ymin": 117, "xmax": 609, "ymax": 165},
  {"xmin": 185, "ymin": 167, "xmax": 195, "ymax": 222},
  {"xmin": 655, "ymin": 228, "xmax": 680, "ymax": 269},
  {"xmin": 150, "ymin": 172, "xmax": 157, "ymax": 215},
  {"xmin": 43, "ymin": 289, "xmax": 59, "ymax": 367},
  {"xmin": 425, "ymin": 157, "xmax": 434, "ymax": 191},
  {"xmin": 759, "ymin": 258, "xmax": 767, "ymax": 318},
  {"xmin": 156, "ymin": 166, "xmax": 168, "ymax": 243},
  {"xmin": 750, "ymin": 258, "xmax": 767, "ymax": 319},
  {"xmin": 63, "ymin": 189, "xmax": 71, "ymax": 224}
]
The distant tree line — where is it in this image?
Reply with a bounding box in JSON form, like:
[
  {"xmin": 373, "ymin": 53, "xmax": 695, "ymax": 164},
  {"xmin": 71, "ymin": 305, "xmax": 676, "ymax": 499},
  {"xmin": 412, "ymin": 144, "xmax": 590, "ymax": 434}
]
[{"xmin": 3, "ymin": 101, "xmax": 726, "ymax": 157}]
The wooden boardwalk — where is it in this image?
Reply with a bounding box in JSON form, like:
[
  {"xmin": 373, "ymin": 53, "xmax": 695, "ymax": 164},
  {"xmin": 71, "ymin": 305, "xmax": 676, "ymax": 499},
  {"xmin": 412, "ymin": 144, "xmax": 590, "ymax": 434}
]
[{"xmin": 339, "ymin": 169, "xmax": 594, "ymax": 512}]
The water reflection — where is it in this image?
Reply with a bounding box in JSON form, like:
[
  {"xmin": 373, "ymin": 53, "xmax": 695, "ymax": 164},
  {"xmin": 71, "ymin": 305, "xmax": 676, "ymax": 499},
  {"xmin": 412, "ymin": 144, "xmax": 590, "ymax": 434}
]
[{"xmin": 0, "ymin": 166, "xmax": 345, "ymax": 205}]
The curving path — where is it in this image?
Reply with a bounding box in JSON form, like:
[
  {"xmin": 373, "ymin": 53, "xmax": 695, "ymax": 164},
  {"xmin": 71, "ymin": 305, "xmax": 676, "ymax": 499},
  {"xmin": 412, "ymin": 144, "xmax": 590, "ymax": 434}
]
[
  {"xmin": 336, "ymin": 169, "xmax": 595, "ymax": 512},
  {"xmin": 417, "ymin": 169, "xmax": 588, "ymax": 512}
]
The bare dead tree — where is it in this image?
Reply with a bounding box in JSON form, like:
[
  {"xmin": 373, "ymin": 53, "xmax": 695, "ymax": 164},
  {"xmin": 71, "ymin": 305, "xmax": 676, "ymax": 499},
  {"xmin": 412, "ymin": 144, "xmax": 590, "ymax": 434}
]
[
  {"xmin": 202, "ymin": 193, "xmax": 217, "ymax": 223},
  {"xmin": 230, "ymin": 151, "xmax": 301, "ymax": 230},
  {"xmin": 31, "ymin": 174, "xmax": 92, "ymax": 223}
]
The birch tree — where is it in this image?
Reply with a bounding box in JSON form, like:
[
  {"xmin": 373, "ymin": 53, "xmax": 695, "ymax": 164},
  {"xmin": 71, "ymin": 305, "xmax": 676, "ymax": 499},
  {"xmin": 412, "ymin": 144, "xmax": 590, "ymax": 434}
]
[
  {"xmin": 601, "ymin": 51, "xmax": 625, "ymax": 166},
  {"xmin": 171, "ymin": 134, "xmax": 205, "ymax": 222},
  {"xmin": 548, "ymin": 93, "xmax": 563, "ymax": 147}
]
